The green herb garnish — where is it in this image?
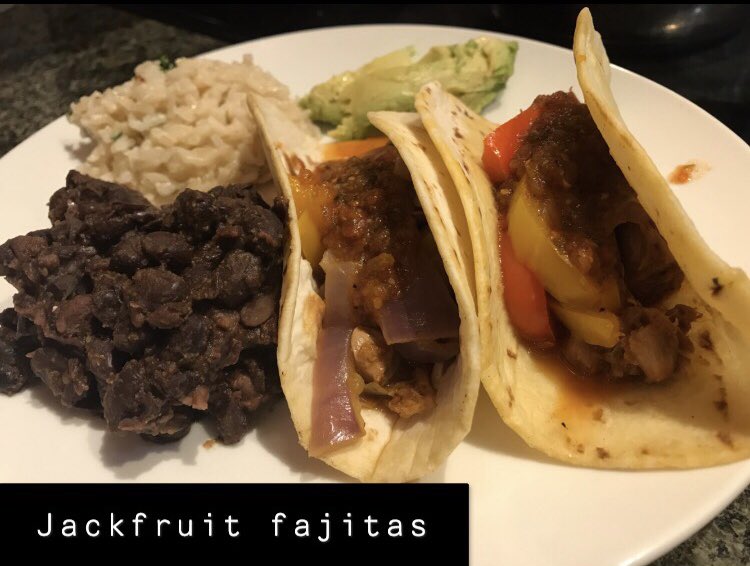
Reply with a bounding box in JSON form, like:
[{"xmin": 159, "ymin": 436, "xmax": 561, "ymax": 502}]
[
  {"xmin": 159, "ymin": 55, "xmax": 175, "ymax": 71},
  {"xmin": 111, "ymin": 131, "xmax": 122, "ymax": 141}
]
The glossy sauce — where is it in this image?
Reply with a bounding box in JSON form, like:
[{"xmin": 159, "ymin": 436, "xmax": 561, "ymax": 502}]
[
  {"xmin": 314, "ymin": 145, "xmax": 423, "ymax": 323},
  {"xmin": 669, "ymin": 163, "xmax": 696, "ymax": 184},
  {"xmin": 534, "ymin": 350, "xmax": 641, "ymax": 424},
  {"xmin": 668, "ymin": 161, "xmax": 709, "ymax": 185}
]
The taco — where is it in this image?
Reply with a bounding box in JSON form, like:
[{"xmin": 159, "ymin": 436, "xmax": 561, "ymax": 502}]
[
  {"xmin": 415, "ymin": 8, "xmax": 750, "ymax": 468},
  {"xmin": 249, "ymin": 96, "xmax": 480, "ymax": 481}
]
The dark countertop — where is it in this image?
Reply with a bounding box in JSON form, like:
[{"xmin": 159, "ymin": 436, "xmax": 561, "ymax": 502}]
[{"xmin": 0, "ymin": 5, "xmax": 748, "ymax": 564}]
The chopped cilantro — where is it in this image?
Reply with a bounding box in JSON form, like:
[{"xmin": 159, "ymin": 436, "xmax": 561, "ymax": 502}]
[{"xmin": 159, "ymin": 55, "xmax": 176, "ymax": 71}]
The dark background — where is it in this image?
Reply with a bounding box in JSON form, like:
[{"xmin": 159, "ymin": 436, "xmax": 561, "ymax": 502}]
[{"xmin": 0, "ymin": 4, "xmax": 748, "ymax": 565}]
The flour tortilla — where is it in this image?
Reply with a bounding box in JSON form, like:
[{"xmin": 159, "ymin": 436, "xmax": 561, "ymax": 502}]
[
  {"xmin": 414, "ymin": 9, "xmax": 750, "ymax": 468},
  {"xmin": 249, "ymin": 94, "xmax": 480, "ymax": 481}
]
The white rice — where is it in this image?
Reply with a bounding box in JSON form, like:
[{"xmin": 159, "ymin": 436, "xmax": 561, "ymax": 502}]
[{"xmin": 69, "ymin": 55, "xmax": 317, "ymax": 204}]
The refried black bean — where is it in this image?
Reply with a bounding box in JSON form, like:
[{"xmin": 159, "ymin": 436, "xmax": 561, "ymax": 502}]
[{"xmin": 0, "ymin": 171, "xmax": 286, "ymax": 444}]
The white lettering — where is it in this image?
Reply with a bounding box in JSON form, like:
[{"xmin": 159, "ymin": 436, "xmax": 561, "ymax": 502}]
[
  {"xmin": 272, "ymin": 513, "xmax": 286, "ymax": 536},
  {"xmin": 62, "ymin": 519, "xmax": 76, "ymax": 538},
  {"xmin": 131, "ymin": 513, "xmax": 146, "ymax": 537},
  {"xmin": 295, "ymin": 519, "xmax": 310, "ymax": 537},
  {"xmin": 37, "ymin": 513, "xmax": 52, "ymax": 537},
  {"xmin": 387, "ymin": 519, "xmax": 403, "ymax": 537},
  {"xmin": 317, "ymin": 513, "xmax": 330, "ymax": 543},
  {"xmin": 86, "ymin": 519, "xmax": 100, "ymax": 537},
  {"xmin": 412, "ymin": 519, "xmax": 426, "ymax": 537},
  {"xmin": 157, "ymin": 519, "xmax": 170, "ymax": 537},
  {"xmin": 225, "ymin": 516, "xmax": 240, "ymax": 538},
  {"xmin": 365, "ymin": 515, "xmax": 379, "ymax": 537},
  {"xmin": 204, "ymin": 512, "xmax": 213, "ymax": 537},
  {"xmin": 178, "ymin": 519, "xmax": 193, "ymax": 537},
  {"xmin": 111, "ymin": 513, "xmax": 125, "ymax": 537}
]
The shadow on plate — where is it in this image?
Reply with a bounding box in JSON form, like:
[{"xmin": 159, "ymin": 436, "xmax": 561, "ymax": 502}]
[
  {"xmin": 464, "ymin": 388, "xmax": 559, "ymax": 466},
  {"xmin": 480, "ymin": 84, "xmax": 511, "ymax": 119},
  {"xmin": 98, "ymin": 425, "xmax": 203, "ymax": 480},
  {"xmin": 25, "ymin": 380, "xmax": 346, "ymax": 481},
  {"xmin": 97, "ymin": 398, "xmax": 345, "ymax": 480},
  {"xmin": 27, "ymin": 381, "xmax": 105, "ymax": 431},
  {"xmin": 419, "ymin": 463, "xmax": 447, "ymax": 483},
  {"xmin": 27, "ymin": 379, "xmax": 204, "ymax": 478},
  {"xmin": 26, "ymin": 380, "xmax": 203, "ymax": 479},
  {"xmin": 64, "ymin": 140, "xmax": 95, "ymax": 164},
  {"xmin": 25, "ymin": 380, "xmax": 447, "ymax": 482}
]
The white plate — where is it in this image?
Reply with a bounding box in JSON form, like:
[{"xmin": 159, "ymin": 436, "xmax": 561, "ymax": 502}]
[{"xmin": 1, "ymin": 24, "xmax": 748, "ymax": 566}]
